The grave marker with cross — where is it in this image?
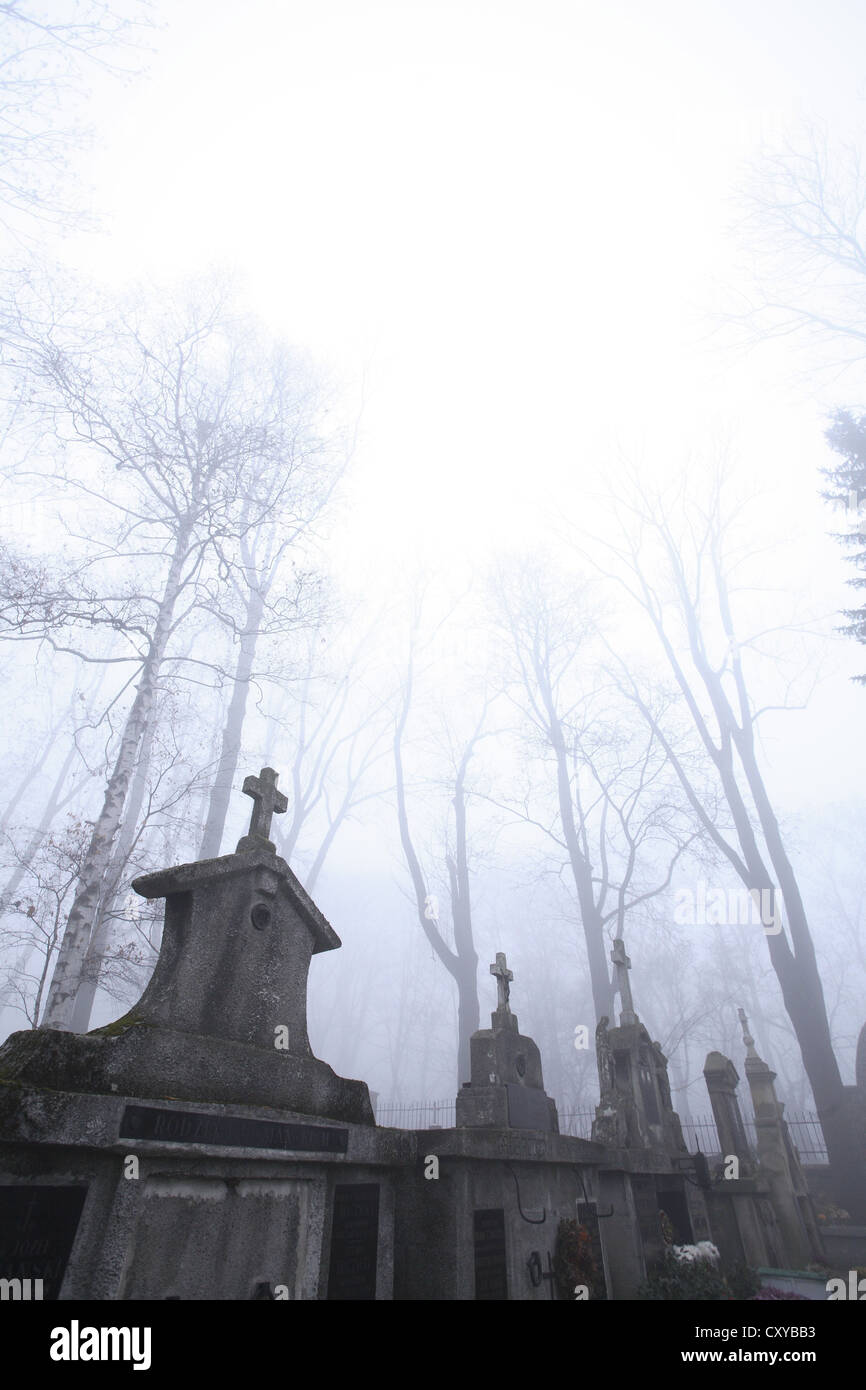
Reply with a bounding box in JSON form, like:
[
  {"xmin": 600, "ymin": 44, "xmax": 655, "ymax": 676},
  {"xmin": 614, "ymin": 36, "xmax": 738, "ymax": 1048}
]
[
  {"xmin": 235, "ymin": 767, "xmax": 288, "ymax": 854},
  {"xmin": 611, "ymin": 937, "xmax": 638, "ymax": 1026},
  {"xmin": 490, "ymin": 952, "xmax": 513, "ymax": 1013}
]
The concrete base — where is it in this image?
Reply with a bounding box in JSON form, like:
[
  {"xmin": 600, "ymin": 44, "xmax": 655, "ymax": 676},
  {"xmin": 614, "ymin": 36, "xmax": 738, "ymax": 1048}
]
[
  {"xmin": 0, "ymin": 1023, "xmax": 374, "ymax": 1125},
  {"xmin": 0, "ymin": 1083, "xmax": 404, "ymax": 1300}
]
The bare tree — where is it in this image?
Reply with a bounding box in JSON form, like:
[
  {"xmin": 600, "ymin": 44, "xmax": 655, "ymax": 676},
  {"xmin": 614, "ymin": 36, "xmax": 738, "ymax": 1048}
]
[
  {"xmin": 724, "ymin": 129, "xmax": 866, "ymax": 672},
  {"xmin": 584, "ymin": 467, "xmax": 864, "ymax": 1213},
  {"xmin": 0, "ymin": 812, "xmax": 143, "ymax": 1027},
  {"xmin": 0, "ymin": 663, "xmax": 103, "ymax": 910},
  {"xmin": 1, "ymin": 288, "xmax": 342, "ymax": 1028},
  {"xmin": 490, "ymin": 557, "xmax": 697, "ymax": 1022},
  {"xmin": 265, "ymin": 619, "xmax": 393, "ymax": 892},
  {"xmin": 197, "ymin": 356, "xmax": 351, "ymax": 859},
  {"xmin": 197, "ymin": 553, "xmax": 324, "ymax": 860},
  {"xmin": 732, "ymin": 127, "xmax": 866, "ymax": 375},
  {"xmin": 0, "ymin": 0, "xmax": 152, "ymax": 241},
  {"xmin": 0, "ymin": 661, "xmax": 108, "ymax": 1028},
  {"xmin": 391, "ymin": 613, "xmax": 495, "ymax": 1088}
]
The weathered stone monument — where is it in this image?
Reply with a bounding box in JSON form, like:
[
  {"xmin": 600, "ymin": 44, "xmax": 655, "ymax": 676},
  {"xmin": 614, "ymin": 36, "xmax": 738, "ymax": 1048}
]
[
  {"xmin": 736, "ymin": 1007, "xmax": 823, "ymax": 1266},
  {"xmin": 0, "ymin": 773, "xmax": 843, "ymax": 1299},
  {"xmin": 585, "ymin": 940, "xmax": 715, "ymax": 1276},
  {"xmin": 592, "ymin": 938, "xmax": 686, "ymax": 1155},
  {"xmin": 404, "ymin": 953, "xmax": 608, "ymax": 1299},
  {"xmin": 455, "ymin": 952, "xmax": 558, "ymax": 1132},
  {"xmin": 703, "ymin": 1050, "xmax": 756, "ymax": 1177},
  {"xmin": 0, "ymin": 769, "xmax": 401, "ymax": 1299},
  {"xmin": 0, "ymin": 767, "xmax": 373, "ymax": 1119},
  {"xmin": 690, "ymin": 1011, "xmax": 825, "ymax": 1272},
  {"xmin": 700, "ymin": 1040, "xmax": 786, "ymax": 1269}
]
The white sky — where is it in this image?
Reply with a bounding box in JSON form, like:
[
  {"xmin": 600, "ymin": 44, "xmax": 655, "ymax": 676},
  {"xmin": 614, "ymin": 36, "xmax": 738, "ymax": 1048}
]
[
  {"xmin": 0, "ymin": 0, "xmax": 863, "ymax": 1080},
  {"xmin": 50, "ymin": 0, "xmax": 866, "ymax": 809}
]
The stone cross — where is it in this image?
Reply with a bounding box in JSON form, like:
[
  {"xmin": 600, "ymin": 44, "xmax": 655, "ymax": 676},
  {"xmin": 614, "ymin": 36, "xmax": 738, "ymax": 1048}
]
[
  {"xmin": 236, "ymin": 767, "xmax": 288, "ymax": 853},
  {"xmin": 490, "ymin": 952, "xmax": 513, "ymax": 1011},
  {"xmin": 738, "ymin": 1006, "xmax": 759, "ymax": 1061},
  {"xmin": 611, "ymin": 937, "xmax": 637, "ymax": 1025}
]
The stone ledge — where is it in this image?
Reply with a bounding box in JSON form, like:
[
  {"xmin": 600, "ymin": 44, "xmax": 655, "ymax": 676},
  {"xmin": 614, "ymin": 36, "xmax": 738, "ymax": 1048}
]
[
  {"xmin": 0, "ymin": 1086, "xmax": 416, "ymax": 1168},
  {"xmin": 410, "ymin": 1125, "xmax": 605, "ymax": 1163},
  {"xmin": 0, "ymin": 1023, "xmax": 374, "ymax": 1125}
]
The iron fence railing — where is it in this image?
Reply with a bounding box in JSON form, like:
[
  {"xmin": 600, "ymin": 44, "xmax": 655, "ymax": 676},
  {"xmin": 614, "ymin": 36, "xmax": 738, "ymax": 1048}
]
[
  {"xmin": 678, "ymin": 1111, "xmax": 828, "ymax": 1165},
  {"xmin": 372, "ymin": 1098, "xmax": 829, "ymax": 1163},
  {"xmin": 374, "ymin": 1099, "xmax": 456, "ymax": 1129}
]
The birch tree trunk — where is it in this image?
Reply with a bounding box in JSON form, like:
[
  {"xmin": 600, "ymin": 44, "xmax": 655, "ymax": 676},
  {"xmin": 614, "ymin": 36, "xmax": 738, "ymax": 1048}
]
[
  {"xmin": 41, "ymin": 530, "xmax": 190, "ymax": 1030},
  {"xmin": 67, "ymin": 709, "xmax": 159, "ymax": 1033}
]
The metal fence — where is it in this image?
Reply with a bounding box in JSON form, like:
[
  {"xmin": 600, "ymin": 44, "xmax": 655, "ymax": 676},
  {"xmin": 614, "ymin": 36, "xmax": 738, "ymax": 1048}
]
[
  {"xmin": 558, "ymin": 1108, "xmax": 595, "ymax": 1139},
  {"xmin": 779, "ymin": 1111, "xmax": 829, "ymax": 1163},
  {"xmin": 678, "ymin": 1111, "xmax": 829, "ymax": 1165},
  {"xmin": 373, "ymin": 1098, "xmax": 829, "ymax": 1163},
  {"xmin": 375, "ymin": 1099, "xmax": 456, "ymax": 1129}
]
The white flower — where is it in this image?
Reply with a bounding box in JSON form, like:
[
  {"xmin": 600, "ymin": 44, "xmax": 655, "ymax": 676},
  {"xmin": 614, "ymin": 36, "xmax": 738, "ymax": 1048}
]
[{"xmin": 671, "ymin": 1241, "xmax": 720, "ymax": 1265}]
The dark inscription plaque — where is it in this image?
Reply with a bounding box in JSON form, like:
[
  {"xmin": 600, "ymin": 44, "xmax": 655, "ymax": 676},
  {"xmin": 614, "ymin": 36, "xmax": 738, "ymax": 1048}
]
[
  {"xmin": 506, "ymin": 1084, "xmax": 552, "ymax": 1132},
  {"xmin": 0, "ymin": 1185, "xmax": 87, "ymax": 1299},
  {"xmin": 474, "ymin": 1207, "xmax": 508, "ymax": 1300},
  {"xmin": 326, "ymin": 1183, "xmax": 379, "ymax": 1300},
  {"xmin": 120, "ymin": 1104, "xmax": 348, "ymax": 1153}
]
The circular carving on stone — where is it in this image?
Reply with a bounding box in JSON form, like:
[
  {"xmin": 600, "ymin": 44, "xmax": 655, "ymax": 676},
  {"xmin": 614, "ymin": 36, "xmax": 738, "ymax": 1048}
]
[
  {"xmin": 515, "ymin": 1053, "xmax": 526, "ymax": 1077},
  {"xmin": 250, "ymin": 903, "xmax": 271, "ymax": 930}
]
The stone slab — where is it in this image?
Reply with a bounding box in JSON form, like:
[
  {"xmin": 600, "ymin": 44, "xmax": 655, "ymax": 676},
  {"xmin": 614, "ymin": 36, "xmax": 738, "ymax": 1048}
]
[
  {"xmin": 506, "ymin": 1083, "xmax": 555, "ymax": 1132},
  {"xmin": 326, "ymin": 1183, "xmax": 380, "ymax": 1300}
]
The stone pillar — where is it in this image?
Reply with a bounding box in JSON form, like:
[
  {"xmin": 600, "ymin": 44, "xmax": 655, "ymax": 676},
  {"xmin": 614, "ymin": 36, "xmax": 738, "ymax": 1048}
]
[
  {"xmin": 738, "ymin": 1011, "xmax": 823, "ymax": 1266},
  {"xmin": 703, "ymin": 1052, "xmax": 754, "ymax": 1175}
]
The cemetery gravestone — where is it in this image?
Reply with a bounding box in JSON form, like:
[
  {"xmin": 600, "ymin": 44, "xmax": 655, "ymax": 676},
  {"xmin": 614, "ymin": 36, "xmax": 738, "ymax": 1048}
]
[{"xmin": 456, "ymin": 954, "xmax": 558, "ymax": 1133}]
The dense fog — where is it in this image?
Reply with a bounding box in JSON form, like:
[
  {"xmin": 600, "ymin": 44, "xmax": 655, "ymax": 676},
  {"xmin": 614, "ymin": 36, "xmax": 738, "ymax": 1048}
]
[{"xmin": 1, "ymin": 0, "xmax": 865, "ymax": 1166}]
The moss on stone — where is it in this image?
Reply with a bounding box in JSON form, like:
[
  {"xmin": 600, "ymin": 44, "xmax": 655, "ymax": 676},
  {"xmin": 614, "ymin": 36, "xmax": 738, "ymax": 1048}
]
[{"xmin": 90, "ymin": 1010, "xmax": 146, "ymax": 1038}]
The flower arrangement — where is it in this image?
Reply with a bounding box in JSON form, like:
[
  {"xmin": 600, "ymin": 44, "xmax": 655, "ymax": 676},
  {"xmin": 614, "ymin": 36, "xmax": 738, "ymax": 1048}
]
[
  {"xmin": 671, "ymin": 1241, "xmax": 721, "ymax": 1265},
  {"xmin": 553, "ymin": 1218, "xmax": 606, "ymax": 1300},
  {"xmin": 637, "ymin": 1244, "xmax": 755, "ymax": 1301}
]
